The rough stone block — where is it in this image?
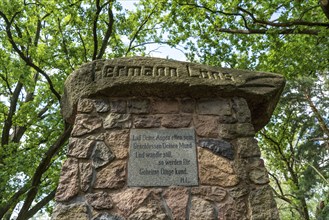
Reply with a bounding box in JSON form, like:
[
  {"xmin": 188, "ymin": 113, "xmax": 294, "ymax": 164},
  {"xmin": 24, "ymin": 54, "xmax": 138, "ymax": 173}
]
[
  {"xmin": 249, "ymin": 167, "xmax": 270, "ymax": 185},
  {"xmin": 217, "ymin": 196, "xmax": 248, "ymax": 220},
  {"xmin": 180, "ymin": 98, "xmax": 195, "ymax": 113},
  {"xmin": 232, "ymin": 97, "xmax": 251, "ymax": 123},
  {"xmin": 91, "ymin": 141, "xmax": 115, "ymax": 169},
  {"xmin": 104, "ymin": 113, "xmax": 131, "ymax": 129},
  {"xmin": 94, "ymin": 160, "xmax": 126, "ymax": 189},
  {"xmin": 249, "ymin": 185, "xmax": 280, "ymax": 220},
  {"xmin": 236, "ymin": 123, "xmax": 255, "ymax": 136},
  {"xmin": 86, "ymin": 192, "xmax": 113, "ymax": 210},
  {"xmin": 198, "ymin": 147, "xmax": 239, "ymax": 187},
  {"xmin": 128, "ymin": 99, "xmax": 150, "ymax": 114},
  {"xmin": 197, "ymin": 99, "xmax": 232, "ymax": 116},
  {"xmin": 163, "ymin": 187, "xmax": 189, "ymax": 219},
  {"xmin": 94, "ymin": 99, "xmax": 110, "ymax": 112},
  {"xmin": 232, "ymin": 159, "xmax": 248, "ymax": 181},
  {"xmin": 77, "ymin": 98, "xmax": 94, "ymax": 113},
  {"xmin": 71, "ymin": 114, "xmax": 102, "ymax": 136},
  {"xmin": 218, "ymin": 124, "xmax": 236, "ymax": 139},
  {"xmin": 105, "ymin": 130, "xmax": 129, "ymax": 159},
  {"xmin": 79, "ymin": 161, "xmax": 93, "ymax": 192},
  {"xmin": 152, "ymin": 99, "xmax": 179, "ymax": 114},
  {"xmin": 55, "ymin": 158, "xmax": 79, "ymax": 202},
  {"xmin": 228, "ymin": 184, "xmax": 250, "ymax": 199},
  {"xmin": 133, "ymin": 115, "xmax": 161, "ymax": 128},
  {"xmin": 87, "ymin": 133, "xmax": 106, "ymax": 141},
  {"xmin": 128, "ymin": 197, "xmax": 168, "ymax": 220},
  {"xmin": 67, "ymin": 138, "xmax": 95, "ymax": 159},
  {"xmin": 199, "ymin": 139, "xmax": 234, "ymax": 160},
  {"xmin": 218, "ymin": 123, "xmax": 255, "ymax": 139},
  {"xmin": 52, "ymin": 203, "xmax": 89, "ymax": 220},
  {"xmin": 193, "ymin": 115, "xmax": 219, "ymax": 137},
  {"xmin": 161, "ymin": 114, "xmax": 192, "ymax": 128},
  {"xmin": 92, "ymin": 213, "xmax": 124, "ymax": 220},
  {"xmin": 248, "ymin": 158, "xmax": 269, "ymax": 184},
  {"xmin": 189, "ymin": 197, "xmax": 215, "ymax": 220},
  {"xmin": 217, "ymin": 196, "xmax": 236, "ymax": 220},
  {"xmin": 111, "ymin": 188, "xmax": 162, "ymax": 217},
  {"xmin": 110, "ymin": 100, "xmax": 127, "ymax": 113},
  {"xmin": 191, "ymin": 186, "xmax": 226, "ymax": 203},
  {"xmin": 235, "ymin": 137, "xmax": 261, "ymax": 158}
]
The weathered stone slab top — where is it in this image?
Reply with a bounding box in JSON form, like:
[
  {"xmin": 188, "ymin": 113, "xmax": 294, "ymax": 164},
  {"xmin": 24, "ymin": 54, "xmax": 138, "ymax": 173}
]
[{"xmin": 62, "ymin": 57, "xmax": 285, "ymax": 131}]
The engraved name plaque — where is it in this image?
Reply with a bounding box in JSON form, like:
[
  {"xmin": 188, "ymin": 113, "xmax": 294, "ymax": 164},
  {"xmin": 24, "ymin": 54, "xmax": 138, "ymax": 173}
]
[{"xmin": 128, "ymin": 129, "xmax": 199, "ymax": 187}]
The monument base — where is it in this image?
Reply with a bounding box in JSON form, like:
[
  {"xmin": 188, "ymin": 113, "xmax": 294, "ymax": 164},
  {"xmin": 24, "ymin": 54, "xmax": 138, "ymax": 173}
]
[{"xmin": 52, "ymin": 96, "xmax": 279, "ymax": 220}]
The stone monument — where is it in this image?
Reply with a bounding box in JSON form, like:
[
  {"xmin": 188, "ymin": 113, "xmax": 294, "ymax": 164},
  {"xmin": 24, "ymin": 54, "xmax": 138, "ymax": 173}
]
[{"xmin": 52, "ymin": 57, "xmax": 285, "ymax": 220}]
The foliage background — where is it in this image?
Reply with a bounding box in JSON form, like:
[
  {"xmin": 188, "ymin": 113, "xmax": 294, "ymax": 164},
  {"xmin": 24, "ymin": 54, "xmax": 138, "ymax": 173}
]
[{"xmin": 0, "ymin": 0, "xmax": 328, "ymax": 219}]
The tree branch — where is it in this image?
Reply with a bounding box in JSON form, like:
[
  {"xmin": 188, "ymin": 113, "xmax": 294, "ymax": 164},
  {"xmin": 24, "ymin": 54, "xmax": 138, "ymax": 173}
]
[
  {"xmin": 10, "ymin": 73, "xmax": 39, "ymax": 144},
  {"xmin": 78, "ymin": 30, "xmax": 88, "ymax": 62},
  {"xmin": 125, "ymin": 5, "xmax": 158, "ymax": 56},
  {"xmin": 216, "ymin": 28, "xmax": 320, "ymax": 35},
  {"xmin": 0, "ymin": 71, "xmax": 13, "ymax": 95},
  {"xmin": 1, "ymin": 81, "xmax": 23, "ymax": 147},
  {"xmin": 237, "ymin": 6, "xmax": 329, "ymax": 28},
  {"xmin": 304, "ymin": 90, "xmax": 329, "ymax": 137},
  {"xmin": 92, "ymin": 0, "xmax": 101, "ymax": 60},
  {"xmin": 12, "ymin": 101, "xmax": 51, "ymax": 143},
  {"xmin": 57, "ymin": 18, "xmax": 74, "ymax": 70},
  {"xmin": 320, "ymin": 0, "xmax": 329, "ymax": 20},
  {"xmin": 33, "ymin": 19, "xmax": 41, "ymax": 47},
  {"xmin": 0, "ymin": 185, "xmax": 29, "ymax": 219},
  {"xmin": 0, "ymin": 10, "xmax": 61, "ymax": 101},
  {"xmin": 16, "ymin": 125, "xmax": 72, "ymax": 220},
  {"xmin": 97, "ymin": 1, "xmax": 114, "ymax": 59},
  {"xmin": 128, "ymin": 41, "xmax": 170, "ymax": 52},
  {"xmin": 268, "ymin": 172, "xmax": 292, "ymax": 204},
  {"xmin": 24, "ymin": 189, "xmax": 56, "ymax": 220},
  {"xmin": 180, "ymin": 3, "xmax": 328, "ymax": 37}
]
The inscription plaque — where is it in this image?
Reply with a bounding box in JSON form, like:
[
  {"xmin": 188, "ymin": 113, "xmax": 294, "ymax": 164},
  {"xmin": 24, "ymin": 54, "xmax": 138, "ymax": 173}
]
[{"xmin": 128, "ymin": 129, "xmax": 199, "ymax": 187}]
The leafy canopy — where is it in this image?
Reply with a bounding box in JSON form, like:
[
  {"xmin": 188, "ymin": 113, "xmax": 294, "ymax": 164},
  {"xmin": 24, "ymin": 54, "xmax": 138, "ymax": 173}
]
[{"xmin": 1, "ymin": 0, "xmax": 329, "ymax": 219}]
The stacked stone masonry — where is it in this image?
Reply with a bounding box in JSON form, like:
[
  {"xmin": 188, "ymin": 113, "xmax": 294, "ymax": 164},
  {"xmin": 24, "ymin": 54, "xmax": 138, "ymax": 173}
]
[{"xmin": 52, "ymin": 96, "xmax": 279, "ymax": 220}]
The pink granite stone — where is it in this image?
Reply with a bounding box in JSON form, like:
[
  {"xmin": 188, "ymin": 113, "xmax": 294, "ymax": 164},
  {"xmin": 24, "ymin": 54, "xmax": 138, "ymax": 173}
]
[
  {"xmin": 198, "ymin": 148, "xmax": 239, "ymax": 187},
  {"xmin": 94, "ymin": 160, "xmax": 126, "ymax": 189},
  {"xmin": 105, "ymin": 130, "xmax": 129, "ymax": 159},
  {"xmin": 71, "ymin": 114, "xmax": 102, "ymax": 136},
  {"xmin": 161, "ymin": 114, "xmax": 192, "ymax": 128},
  {"xmin": 86, "ymin": 192, "xmax": 113, "ymax": 210},
  {"xmin": 112, "ymin": 188, "xmax": 162, "ymax": 217},
  {"xmin": 152, "ymin": 99, "xmax": 179, "ymax": 114},
  {"xmin": 163, "ymin": 187, "xmax": 189, "ymax": 219},
  {"xmin": 193, "ymin": 115, "xmax": 219, "ymax": 137},
  {"xmin": 189, "ymin": 197, "xmax": 215, "ymax": 220},
  {"xmin": 79, "ymin": 161, "xmax": 93, "ymax": 192},
  {"xmin": 55, "ymin": 158, "xmax": 79, "ymax": 201}
]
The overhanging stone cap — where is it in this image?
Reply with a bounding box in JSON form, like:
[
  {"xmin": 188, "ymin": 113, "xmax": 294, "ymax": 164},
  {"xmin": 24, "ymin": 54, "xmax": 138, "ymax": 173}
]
[{"xmin": 61, "ymin": 56, "xmax": 285, "ymax": 131}]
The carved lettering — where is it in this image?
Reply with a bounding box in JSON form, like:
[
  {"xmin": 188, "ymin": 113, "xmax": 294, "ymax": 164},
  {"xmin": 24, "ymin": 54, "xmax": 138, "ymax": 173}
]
[
  {"xmin": 207, "ymin": 72, "xmax": 213, "ymax": 79},
  {"xmin": 144, "ymin": 66, "xmax": 153, "ymax": 76},
  {"xmin": 118, "ymin": 66, "xmax": 126, "ymax": 76},
  {"xmin": 169, "ymin": 68, "xmax": 177, "ymax": 77},
  {"xmin": 128, "ymin": 129, "xmax": 198, "ymax": 187},
  {"xmin": 134, "ymin": 67, "xmax": 141, "ymax": 76},
  {"xmin": 155, "ymin": 67, "xmax": 165, "ymax": 76},
  {"xmin": 98, "ymin": 64, "xmax": 234, "ymax": 81},
  {"xmin": 212, "ymin": 72, "xmax": 219, "ymax": 79},
  {"xmin": 102, "ymin": 65, "xmax": 115, "ymax": 77},
  {"xmin": 128, "ymin": 67, "xmax": 134, "ymax": 76},
  {"xmin": 223, "ymin": 72, "xmax": 234, "ymax": 81},
  {"xmin": 200, "ymin": 71, "xmax": 208, "ymax": 79}
]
